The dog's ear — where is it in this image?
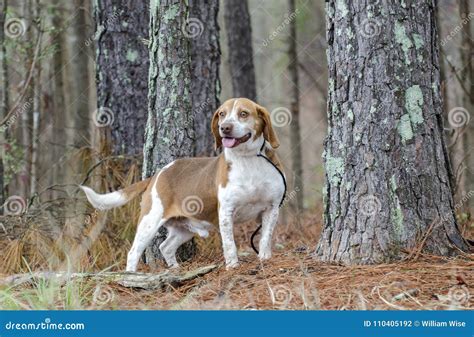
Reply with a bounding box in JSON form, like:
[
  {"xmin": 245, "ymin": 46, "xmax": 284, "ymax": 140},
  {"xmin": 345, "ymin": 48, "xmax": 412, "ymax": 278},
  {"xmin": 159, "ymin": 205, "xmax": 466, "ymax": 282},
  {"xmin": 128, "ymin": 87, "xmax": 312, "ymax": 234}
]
[
  {"xmin": 211, "ymin": 109, "xmax": 222, "ymax": 150},
  {"xmin": 257, "ymin": 104, "xmax": 280, "ymax": 149}
]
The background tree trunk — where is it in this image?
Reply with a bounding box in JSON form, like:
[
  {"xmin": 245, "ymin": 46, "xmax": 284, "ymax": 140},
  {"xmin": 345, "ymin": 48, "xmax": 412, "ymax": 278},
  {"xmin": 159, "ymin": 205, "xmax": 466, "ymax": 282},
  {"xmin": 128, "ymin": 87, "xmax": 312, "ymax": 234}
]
[
  {"xmin": 459, "ymin": 0, "xmax": 474, "ymax": 213},
  {"xmin": 316, "ymin": 0, "xmax": 471, "ymax": 264},
  {"xmin": 224, "ymin": 0, "xmax": 256, "ymax": 101},
  {"xmin": 48, "ymin": 0, "xmax": 67, "ymax": 200},
  {"xmin": 93, "ymin": 0, "xmax": 149, "ymax": 157},
  {"xmin": 65, "ymin": 0, "xmax": 91, "ymax": 151},
  {"xmin": 29, "ymin": 0, "xmax": 41, "ymax": 196},
  {"xmin": 0, "ymin": 0, "xmax": 7, "ymax": 213},
  {"xmin": 288, "ymin": 0, "xmax": 303, "ymax": 213},
  {"xmin": 143, "ymin": 0, "xmax": 196, "ymax": 267},
  {"xmin": 189, "ymin": 0, "xmax": 220, "ymax": 157}
]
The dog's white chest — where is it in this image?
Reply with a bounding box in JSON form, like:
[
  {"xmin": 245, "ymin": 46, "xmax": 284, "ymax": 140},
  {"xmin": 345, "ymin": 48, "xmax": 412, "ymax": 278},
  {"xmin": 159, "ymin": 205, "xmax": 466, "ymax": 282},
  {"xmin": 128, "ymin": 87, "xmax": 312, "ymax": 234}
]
[{"xmin": 218, "ymin": 155, "xmax": 284, "ymax": 224}]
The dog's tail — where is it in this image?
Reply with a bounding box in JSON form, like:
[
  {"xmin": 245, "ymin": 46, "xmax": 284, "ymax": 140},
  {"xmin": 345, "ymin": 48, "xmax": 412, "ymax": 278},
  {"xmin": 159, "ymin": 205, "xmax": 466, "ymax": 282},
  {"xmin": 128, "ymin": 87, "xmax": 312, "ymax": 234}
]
[{"xmin": 79, "ymin": 178, "xmax": 152, "ymax": 210}]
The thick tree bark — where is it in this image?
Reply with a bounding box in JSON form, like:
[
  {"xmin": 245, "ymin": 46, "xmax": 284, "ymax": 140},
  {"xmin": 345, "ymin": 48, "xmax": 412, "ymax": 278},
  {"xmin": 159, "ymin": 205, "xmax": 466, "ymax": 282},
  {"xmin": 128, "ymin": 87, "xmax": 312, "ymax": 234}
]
[
  {"xmin": 143, "ymin": 0, "xmax": 196, "ymax": 266},
  {"xmin": 189, "ymin": 0, "xmax": 220, "ymax": 157},
  {"xmin": 316, "ymin": 0, "xmax": 471, "ymax": 264},
  {"xmin": 94, "ymin": 0, "xmax": 149, "ymax": 156},
  {"xmin": 224, "ymin": 0, "xmax": 256, "ymax": 101},
  {"xmin": 288, "ymin": 0, "xmax": 303, "ymax": 212}
]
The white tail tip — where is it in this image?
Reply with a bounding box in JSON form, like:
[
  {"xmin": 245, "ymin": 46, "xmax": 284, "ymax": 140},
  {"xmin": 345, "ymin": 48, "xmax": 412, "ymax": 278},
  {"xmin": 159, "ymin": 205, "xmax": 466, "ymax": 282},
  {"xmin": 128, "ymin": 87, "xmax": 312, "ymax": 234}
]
[{"xmin": 79, "ymin": 185, "xmax": 127, "ymax": 210}]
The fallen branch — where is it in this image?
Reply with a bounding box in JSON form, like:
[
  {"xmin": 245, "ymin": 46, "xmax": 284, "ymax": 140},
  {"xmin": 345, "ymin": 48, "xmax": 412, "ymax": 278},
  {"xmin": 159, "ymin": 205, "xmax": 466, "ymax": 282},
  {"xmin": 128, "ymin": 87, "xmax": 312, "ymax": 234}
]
[{"xmin": 0, "ymin": 264, "xmax": 218, "ymax": 290}]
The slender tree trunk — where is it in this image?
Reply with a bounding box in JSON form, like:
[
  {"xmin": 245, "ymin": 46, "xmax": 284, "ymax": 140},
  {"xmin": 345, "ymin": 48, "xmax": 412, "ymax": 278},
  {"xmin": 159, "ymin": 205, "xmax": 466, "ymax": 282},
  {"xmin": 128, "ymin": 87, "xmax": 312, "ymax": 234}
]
[
  {"xmin": 224, "ymin": 0, "xmax": 256, "ymax": 101},
  {"xmin": 189, "ymin": 0, "xmax": 220, "ymax": 157},
  {"xmin": 459, "ymin": 0, "xmax": 474, "ymax": 213},
  {"xmin": 29, "ymin": 0, "xmax": 41, "ymax": 196},
  {"xmin": 316, "ymin": 0, "xmax": 471, "ymax": 264},
  {"xmin": 20, "ymin": 0, "xmax": 33, "ymax": 197},
  {"xmin": 288, "ymin": 0, "xmax": 303, "ymax": 213},
  {"xmin": 49, "ymin": 0, "xmax": 67, "ymax": 199},
  {"xmin": 0, "ymin": 0, "xmax": 7, "ymax": 212},
  {"xmin": 66, "ymin": 0, "xmax": 90, "ymax": 150},
  {"xmin": 93, "ymin": 0, "xmax": 149, "ymax": 157},
  {"xmin": 143, "ymin": 0, "xmax": 196, "ymax": 266}
]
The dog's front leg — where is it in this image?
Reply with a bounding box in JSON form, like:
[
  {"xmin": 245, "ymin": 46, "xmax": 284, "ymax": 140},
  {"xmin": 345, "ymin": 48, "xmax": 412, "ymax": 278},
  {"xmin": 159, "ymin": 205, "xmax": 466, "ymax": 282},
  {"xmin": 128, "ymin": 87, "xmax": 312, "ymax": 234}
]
[
  {"xmin": 218, "ymin": 207, "xmax": 239, "ymax": 269},
  {"xmin": 259, "ymin": 205, "xmax": 279, "ymax": 260}
]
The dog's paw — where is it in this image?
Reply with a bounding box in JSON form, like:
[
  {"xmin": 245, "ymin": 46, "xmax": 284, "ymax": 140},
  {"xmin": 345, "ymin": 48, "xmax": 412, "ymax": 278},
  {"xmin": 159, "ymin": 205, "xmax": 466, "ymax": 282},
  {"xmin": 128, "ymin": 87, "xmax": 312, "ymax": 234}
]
[
  {"xmin": 258, "ymin": 250, "xmax": 272, "ymax": 260},
  {"xmin": 225, "ymin": 260, "xmax": 240, "ymax": 270}
]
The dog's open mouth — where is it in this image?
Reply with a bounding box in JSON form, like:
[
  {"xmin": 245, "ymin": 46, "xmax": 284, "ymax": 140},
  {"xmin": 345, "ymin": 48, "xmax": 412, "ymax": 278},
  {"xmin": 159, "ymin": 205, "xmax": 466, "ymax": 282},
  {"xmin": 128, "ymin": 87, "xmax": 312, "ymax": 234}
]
[{"xmin": 222, "ymin": 133, "xmax": 251, "ymax": 148}]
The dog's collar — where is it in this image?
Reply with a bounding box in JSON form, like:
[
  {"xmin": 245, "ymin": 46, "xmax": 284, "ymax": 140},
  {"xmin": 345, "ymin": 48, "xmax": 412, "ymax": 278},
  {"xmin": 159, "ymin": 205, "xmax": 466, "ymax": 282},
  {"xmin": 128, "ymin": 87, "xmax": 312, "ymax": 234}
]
[{"xmin": 251, "ymin": 141, "xmax": 287, "ymax": 254}]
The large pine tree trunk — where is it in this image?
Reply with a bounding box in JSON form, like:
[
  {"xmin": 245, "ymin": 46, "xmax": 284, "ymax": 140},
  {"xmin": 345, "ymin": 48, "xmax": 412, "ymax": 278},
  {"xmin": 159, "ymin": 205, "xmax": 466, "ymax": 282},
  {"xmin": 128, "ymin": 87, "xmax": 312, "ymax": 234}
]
[
  {"xmin": 224, "ymin": 0, "xmax": 256, "ymax": 101},
  {"xmin": 288, "ymin": 0, "xmax": 303, "ymax": 213},
  {"xmin": 189, "ymin": 0, "xmax": 220, "ymax": 157},
  {"xmin": 94, "ymin": 0, "xmax": 149, "ymax": 156},
  {"xmin": 316, "ymin": 0, "xmax": 471, "ymax": 264},
  {"xmin": 143, "ymin": 0, "xmax": 196, "ymax": 266}
]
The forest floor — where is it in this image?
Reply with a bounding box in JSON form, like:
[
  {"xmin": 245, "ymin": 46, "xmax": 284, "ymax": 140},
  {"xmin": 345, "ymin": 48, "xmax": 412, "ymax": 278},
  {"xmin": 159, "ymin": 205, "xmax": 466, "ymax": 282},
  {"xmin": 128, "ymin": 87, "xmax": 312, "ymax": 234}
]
[{"xmin": 0, "ymin": 212, "xmax": 473, "ymax": 310}]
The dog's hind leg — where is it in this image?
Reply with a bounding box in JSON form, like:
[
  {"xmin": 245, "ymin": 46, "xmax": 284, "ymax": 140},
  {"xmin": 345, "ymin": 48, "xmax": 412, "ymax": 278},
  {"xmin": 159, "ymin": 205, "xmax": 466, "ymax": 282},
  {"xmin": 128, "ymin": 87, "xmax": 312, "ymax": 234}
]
[
  {"xmin": 126, "ymin": 179, "xmax": 164, "ymax": 272},
  {"xmin": 126, "ymin": 217, "xmax": 165, "ymax": 272},
  {"xmin": 159, "ymin": 220, "xmax": 194, "ymax": 268}
]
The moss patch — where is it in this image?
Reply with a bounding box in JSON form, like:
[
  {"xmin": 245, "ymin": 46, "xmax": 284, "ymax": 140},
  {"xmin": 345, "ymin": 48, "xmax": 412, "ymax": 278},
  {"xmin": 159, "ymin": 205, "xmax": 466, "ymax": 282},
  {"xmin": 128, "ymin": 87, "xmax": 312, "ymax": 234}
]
[
  {"xmin": 336, "ymin": 0, "xmax": 349, "ymax": 17},
  {"xmin": 325, "ymin": 152, "xmax": 345, "ymax": 185},
  {"xmin": 394, "ymin": 21, "xmax": 413, "ymax": 64},
  {"xmin": 405, "ymin": 85, "xmax": 424, "ymax": 125},
  {"xmin": 397, "ymin": 114, "xmax": 414, "ymax": 143}
]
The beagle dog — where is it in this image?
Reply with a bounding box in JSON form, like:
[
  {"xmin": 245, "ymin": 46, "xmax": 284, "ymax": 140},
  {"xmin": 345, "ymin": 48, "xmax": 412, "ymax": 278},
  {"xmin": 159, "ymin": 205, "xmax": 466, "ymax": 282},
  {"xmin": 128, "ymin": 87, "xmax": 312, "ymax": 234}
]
[{"xmin": 80, "ymin": 98, "xmax": 285, "ymax": 271}]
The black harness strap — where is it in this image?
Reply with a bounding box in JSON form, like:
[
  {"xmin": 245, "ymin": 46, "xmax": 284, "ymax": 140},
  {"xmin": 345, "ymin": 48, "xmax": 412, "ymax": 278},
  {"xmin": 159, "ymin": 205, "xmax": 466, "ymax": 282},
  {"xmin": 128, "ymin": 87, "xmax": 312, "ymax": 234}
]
[{"xmin": 250, "ymin": 141, "xmax": 287, "ymax": 254}]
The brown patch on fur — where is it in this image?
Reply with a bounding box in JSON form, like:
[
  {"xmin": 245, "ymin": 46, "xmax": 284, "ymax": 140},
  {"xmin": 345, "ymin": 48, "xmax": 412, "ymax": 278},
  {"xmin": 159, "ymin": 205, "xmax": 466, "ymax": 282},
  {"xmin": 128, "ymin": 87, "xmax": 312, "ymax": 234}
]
[
  {"xmin": 218, "ymin": 161, "xmax": 232, "ymax": 188},
  {"xmin": 256, "ymin": 104, "xmax": 280, "ymax": 149},
  {"xmin": 122, "ymin": 177, "xmax": 152, "ymax": 203},
  {"xmin": 153, "ymin": 154, "xmax": 230, "ymax": 226},
  {"xmin": 136, "ymin": 176, "xmax": 155, "ymax": 224},
  {"xmin": 265, "ymin": 147, "xmax": 284, "ymax": 172},
  {"xmin": 211, "ymin": 110, "xmax": 222, "ymax": 150}
]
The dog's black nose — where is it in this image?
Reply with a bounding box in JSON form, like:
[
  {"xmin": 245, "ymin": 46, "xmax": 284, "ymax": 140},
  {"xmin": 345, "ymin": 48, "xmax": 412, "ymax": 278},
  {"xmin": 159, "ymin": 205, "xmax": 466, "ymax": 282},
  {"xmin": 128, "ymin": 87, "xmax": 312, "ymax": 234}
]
[{"xmin": 220, "ymin": 123, "xmax": 233, "ymax": 135}]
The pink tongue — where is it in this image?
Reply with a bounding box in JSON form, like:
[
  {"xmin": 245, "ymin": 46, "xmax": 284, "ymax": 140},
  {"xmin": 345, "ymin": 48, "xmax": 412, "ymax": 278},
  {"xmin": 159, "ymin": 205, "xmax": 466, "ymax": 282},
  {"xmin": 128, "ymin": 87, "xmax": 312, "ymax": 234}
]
[{"xmin": 222, "ymin": 137, "xmax": 237, "ymax": 148}]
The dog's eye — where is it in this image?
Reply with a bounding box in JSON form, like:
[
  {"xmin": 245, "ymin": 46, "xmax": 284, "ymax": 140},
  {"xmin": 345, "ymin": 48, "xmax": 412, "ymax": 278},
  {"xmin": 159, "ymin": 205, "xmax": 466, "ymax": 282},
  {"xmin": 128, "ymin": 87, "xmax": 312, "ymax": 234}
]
[
  {"xmin": 219, "ymin": 111, "xmax": 225, "ymax": 117},
  {"xmin": 240, "ymin": 111, "xmax": 248, "ymax": 118}
]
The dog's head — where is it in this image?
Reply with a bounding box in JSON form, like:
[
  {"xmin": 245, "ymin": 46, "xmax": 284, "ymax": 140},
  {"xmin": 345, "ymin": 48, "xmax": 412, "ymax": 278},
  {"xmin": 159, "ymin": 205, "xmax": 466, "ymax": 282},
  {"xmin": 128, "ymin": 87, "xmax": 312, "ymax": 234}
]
[{"xmin": 211, "ymin": 98, "xmax": 280, "ymax": 151}]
